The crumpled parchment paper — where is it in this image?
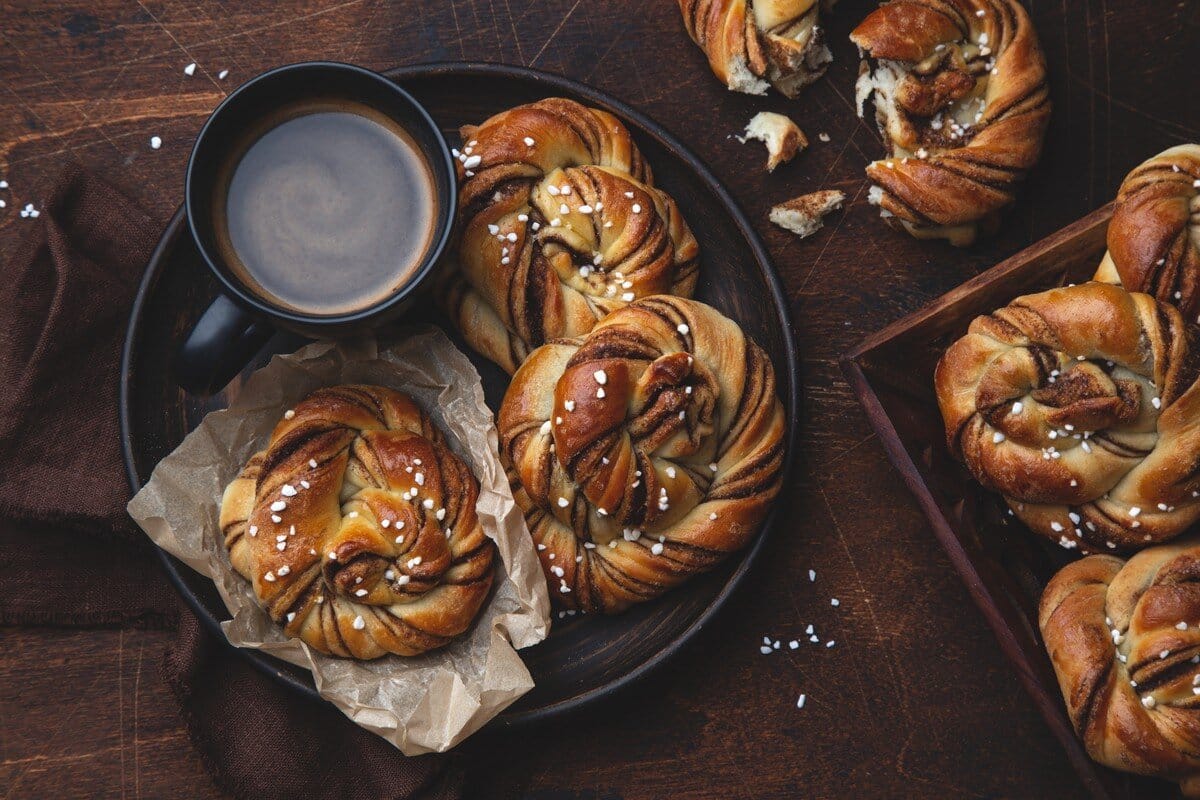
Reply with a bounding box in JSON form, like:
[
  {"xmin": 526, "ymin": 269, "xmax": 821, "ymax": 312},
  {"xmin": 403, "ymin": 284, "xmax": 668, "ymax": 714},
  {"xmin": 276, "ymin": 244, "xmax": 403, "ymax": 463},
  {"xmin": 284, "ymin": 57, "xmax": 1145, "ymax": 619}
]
[{"xmin": 127, "ymin": 328, "xmax": 550, "ymax": 754}]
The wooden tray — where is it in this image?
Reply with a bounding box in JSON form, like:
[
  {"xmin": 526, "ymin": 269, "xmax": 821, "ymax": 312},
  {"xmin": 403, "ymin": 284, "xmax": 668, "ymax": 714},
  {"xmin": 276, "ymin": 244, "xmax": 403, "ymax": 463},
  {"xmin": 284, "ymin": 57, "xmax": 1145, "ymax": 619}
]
[
  {"xmin": 841, "ymin": 202, "xmax": 1177, "ymax": 799},
  {"xmin": 120, "ymin": 63, "xmax": 799, "ymax": 728}
]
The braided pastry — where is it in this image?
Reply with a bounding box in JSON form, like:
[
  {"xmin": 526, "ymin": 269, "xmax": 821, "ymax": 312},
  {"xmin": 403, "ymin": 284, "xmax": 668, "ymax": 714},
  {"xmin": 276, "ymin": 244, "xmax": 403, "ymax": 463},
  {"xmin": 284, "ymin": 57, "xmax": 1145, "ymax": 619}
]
[
  {"xmin": 1094, "ymin": 145, "xmax": 1200, "ymax": 320},
  {"xmin": 678, "ymin": 0, "xmax": 833, "ymax": 97},
  {"xmin": 1039, "ymin": 540, "xmax": 1200, "ymax": 796},
  {"xmin": 498, "ymin": 296, "xmax": 786, "ymax": 613},
  {"xmin": 219, "ymin": 385, "xmax": 495, "ymax": 659},
  {"xmin": 438, "ymin": 98, "xmax": 699, "ymax": 375},
  {"xmin": 852, "ymin": 0, "xmax": 1050, "ymax": 245},
  {"xmin": 935, "ymin": 282, "xmax": 1200, "ymax": 554}
]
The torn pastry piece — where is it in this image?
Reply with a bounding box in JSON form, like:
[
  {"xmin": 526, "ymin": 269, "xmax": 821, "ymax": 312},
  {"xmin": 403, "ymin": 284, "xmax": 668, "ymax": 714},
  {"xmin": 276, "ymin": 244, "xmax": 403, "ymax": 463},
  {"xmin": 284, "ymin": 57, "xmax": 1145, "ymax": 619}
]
[
  {"xmin": 935, "ymin": 282, "xmax": 1200, "ymax": 555},
  {"xmin": 679, "ymin": 0, "xmax": 833, "ymax": 97},
  {"xmin": 1093, "ymin": 144, "xmax": 1200, "ymax": 319},
  {"xmin": 852, "ymin": 0, "xmax": 1051, "ymax": 245},
  {"xmin": 770, "ymin": 190, "xmax": 845, "ymax": 238},
  {"xmin": 742, "ymin": 112, "xmax": 808, "ymax": 171}
]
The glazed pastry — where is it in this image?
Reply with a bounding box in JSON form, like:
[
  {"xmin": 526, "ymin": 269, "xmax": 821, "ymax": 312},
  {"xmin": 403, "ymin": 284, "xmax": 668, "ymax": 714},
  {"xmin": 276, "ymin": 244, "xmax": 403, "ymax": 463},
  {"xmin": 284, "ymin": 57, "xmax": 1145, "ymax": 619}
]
[
  {"xmin": 498, "ymin": 296, "xmax": 786, "ymax": 613},
  {"xmin": 678, "ymin": 0, "xmax": 833, "ymax": 97},
  {"xmin": 1039, "ymin": 539, "xmax": 1200, "ymax": 796},
  {"xmin": 852, "ymin": 0, "xmax": 1050, "ymax": 245},
  {"xmin": 935, "ymin": 282, "xmax": 1200, "ymax": 554},
  {"xmin": 438, "ymin": 98, "xmax": 699, "ymax": 374},
  {"xmin": 1094, "ymin": 145, "xmax": 1200, "ymax": 319},
  {"xmin": 219, "ymin": 385, "xmax": 495, "ymax": 659}
]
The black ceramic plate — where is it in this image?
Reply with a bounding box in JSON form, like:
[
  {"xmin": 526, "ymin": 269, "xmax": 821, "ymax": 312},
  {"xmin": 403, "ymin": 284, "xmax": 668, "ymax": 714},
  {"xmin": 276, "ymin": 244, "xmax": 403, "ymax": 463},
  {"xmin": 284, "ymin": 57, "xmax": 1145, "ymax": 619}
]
[{"xmin": 120, "ymin": 62, "xmax": 799, "ymax": 726}]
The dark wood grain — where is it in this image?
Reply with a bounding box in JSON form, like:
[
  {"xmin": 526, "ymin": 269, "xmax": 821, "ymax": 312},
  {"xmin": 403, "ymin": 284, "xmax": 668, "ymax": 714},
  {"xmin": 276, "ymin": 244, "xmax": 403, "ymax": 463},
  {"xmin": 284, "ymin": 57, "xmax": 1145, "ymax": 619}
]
[{"xmin": 1, "ymin": 1, "xmax": 1198, "ymax": 798}]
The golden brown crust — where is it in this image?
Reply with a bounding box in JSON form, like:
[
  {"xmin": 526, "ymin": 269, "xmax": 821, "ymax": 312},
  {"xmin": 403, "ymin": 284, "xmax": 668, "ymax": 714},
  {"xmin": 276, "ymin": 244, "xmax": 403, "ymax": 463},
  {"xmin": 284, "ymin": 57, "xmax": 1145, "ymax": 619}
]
[
  {"xmin": 934, "ymin": 282, "xmax": 1200, "ymax": 553},
  {"xmin": 497, "ymin": 296, "xmax": 786, "ymax": 613},
  {"xmin": 852, "ymin": 0, "xmax": 1050, "ymax": 245},
  {"xmin": 218, "ymin": 385, "xmax": 495, "ymax": 659},
  {"xmin": 1039, "ymin": 540, "xmax": 1200, "ymax": 796},
  {"xmin": 1100, "ymin": 145, "xmax": 1200, "ymax": 320},
  {"xmin": 678, "ymin": 0, "xmax": 831, "ymax": 97},
  {"xmin": 437, "ymin": 98, "xmax": 699, "ymax": 374}
]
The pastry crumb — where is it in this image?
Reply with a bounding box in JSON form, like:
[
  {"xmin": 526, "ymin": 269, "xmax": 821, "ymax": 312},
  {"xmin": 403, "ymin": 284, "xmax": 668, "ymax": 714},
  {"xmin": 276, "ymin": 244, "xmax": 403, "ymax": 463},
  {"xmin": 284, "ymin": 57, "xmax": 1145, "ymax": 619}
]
[
  {"xmin": 739, "ymin": 112, "xmax": 807, "ymax": 172},
  {"xmin": 769, "ymin": 190, "xmax": 846, "ymax": 238}
]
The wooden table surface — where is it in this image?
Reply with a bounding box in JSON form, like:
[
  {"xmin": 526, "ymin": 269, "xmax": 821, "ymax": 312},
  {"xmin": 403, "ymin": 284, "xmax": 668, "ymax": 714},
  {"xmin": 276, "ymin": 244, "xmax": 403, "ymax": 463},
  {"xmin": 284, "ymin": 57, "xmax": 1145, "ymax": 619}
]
[{"xmin": 2, "ymin": 1, "xmax": 1198, "ymax": 798}]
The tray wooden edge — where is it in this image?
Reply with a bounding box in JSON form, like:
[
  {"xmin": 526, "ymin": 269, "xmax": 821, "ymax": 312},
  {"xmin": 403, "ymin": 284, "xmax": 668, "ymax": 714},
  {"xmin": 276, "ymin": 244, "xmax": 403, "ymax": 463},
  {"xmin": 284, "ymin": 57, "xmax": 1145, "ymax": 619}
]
[
  {"xmin": 838, "ymin": 202, "xmax": 1124, "ymax": 800},
  {"xmin": 839, "ymin": 356, "xmax": 1116, "ymax": 800},
  {"xmin": 844, "ymin": 203, "xmax": 1115, "ymax": 362}
]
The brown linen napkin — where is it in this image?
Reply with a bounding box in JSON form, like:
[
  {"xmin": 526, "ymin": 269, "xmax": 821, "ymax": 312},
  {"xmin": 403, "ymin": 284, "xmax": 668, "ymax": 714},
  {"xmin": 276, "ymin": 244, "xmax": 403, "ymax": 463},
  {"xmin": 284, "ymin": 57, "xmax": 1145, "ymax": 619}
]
[
  {"xmin": 0, "ymin": 165, "xmax": 459, "ymax": 799},
  {"xmin": 166, "ymin": 612, "xmax": 462, "ymax": 800},
  {"xmin": 0, "ymin": 162, "xmax": 174, "ymax": 627}
]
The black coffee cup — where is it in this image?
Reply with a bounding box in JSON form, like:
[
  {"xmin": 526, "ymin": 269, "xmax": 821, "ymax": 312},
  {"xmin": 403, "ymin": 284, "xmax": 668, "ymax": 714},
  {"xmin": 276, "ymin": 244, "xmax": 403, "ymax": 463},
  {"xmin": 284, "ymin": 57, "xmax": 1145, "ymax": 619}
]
[{"xmin": 175, "ymin": 62, "xmax": 456, "ymax": 395}]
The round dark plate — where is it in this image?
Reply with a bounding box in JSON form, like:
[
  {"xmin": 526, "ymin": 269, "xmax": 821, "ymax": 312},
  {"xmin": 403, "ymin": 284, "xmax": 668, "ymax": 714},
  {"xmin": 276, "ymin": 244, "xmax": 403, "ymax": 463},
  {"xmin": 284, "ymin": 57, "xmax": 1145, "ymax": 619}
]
[{"xmin": 120, "ymin": 62, "xmax": 799, "ymax": 727}]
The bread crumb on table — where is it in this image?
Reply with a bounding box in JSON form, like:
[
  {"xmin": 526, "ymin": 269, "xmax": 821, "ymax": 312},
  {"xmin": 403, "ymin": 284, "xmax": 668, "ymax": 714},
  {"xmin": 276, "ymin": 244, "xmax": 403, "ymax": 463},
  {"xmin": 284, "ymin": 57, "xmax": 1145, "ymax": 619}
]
[
  {"xmin": 769, "ymin": 190, "xmax": 846, "ymax": 238},
  {"xmin": 739, "ymin": 112, "xmax": 807, "ymax": 172}
]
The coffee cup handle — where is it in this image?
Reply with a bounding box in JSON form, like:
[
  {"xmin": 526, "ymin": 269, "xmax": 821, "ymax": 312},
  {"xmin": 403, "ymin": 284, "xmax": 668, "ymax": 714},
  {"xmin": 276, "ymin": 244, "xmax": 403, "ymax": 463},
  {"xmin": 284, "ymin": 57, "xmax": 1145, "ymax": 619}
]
[{"xmin": 174, "ymin": 294, "xmax": 274, "ymax": 395}]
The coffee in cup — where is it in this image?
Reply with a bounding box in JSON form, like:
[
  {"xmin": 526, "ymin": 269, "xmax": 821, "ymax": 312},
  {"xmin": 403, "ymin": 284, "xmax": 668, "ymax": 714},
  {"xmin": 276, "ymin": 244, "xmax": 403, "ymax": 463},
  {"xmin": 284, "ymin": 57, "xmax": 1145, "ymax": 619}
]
[
  {"xmin": 177, "ymin": 62, "xmax": 457, "ymax": 396},
  {"xmin": 212, "ymin": 98, "xmax": 438, "ymax": 316}
]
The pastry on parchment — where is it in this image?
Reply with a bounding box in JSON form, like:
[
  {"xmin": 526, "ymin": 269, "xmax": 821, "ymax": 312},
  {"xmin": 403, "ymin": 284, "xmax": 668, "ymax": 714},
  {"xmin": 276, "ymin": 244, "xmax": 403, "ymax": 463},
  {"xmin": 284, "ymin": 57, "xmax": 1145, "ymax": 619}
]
[
  {"xmin": 498, "ymin": 296, "xmax": 786, "ymax": 613},
  {"xmin": 219, "ymin": 385, "xmax": 495, "ymax": 659},
  {"xmin": 1094, "ymin": 144, "xmax": 1200, "ymax": 319},
  {"xmin": 1039, "ymin": 539, "xmax": 1200, "ymax": 796},
  {"xmin": 437, "ymin": 98, "xmax": 699, "ymax": 375},
  {"xmin": 852, "ymin": 0, "xmax": 1050, "ymax": 245},
  {"xmin": 935, "ymin": 282, "xmax": 1200, "ymax": 554}
]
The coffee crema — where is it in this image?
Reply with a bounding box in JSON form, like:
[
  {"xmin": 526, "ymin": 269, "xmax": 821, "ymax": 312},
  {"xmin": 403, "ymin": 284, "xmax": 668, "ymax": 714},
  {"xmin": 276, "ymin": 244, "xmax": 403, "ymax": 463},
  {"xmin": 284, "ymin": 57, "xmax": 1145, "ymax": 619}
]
[{"xmin": 213, "ymin": 99, "xmax": 437, "ymax": 316}]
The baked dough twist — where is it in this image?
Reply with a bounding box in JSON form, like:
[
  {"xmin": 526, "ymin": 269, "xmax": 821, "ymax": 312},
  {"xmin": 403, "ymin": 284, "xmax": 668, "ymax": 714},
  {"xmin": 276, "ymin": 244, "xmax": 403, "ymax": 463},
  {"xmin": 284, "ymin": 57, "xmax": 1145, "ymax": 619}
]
[
  {"xmin": 852, "ymin": 0, "xmax": 1050, "ymax": 245},
  {"xmin": 498, "ymin": 296, "xmax": 786, "ymax": 613},
  {"xmin": 935, "ymin": 282, "xmax": 1200, "ymax": 554},
  {"xmin": 1095, "ymin": 145, "xmax": 1200, "ymax": 319},
  {"xmin": 438, "ymin": 98, "xmax": 699, "ymax": 374},
  {"xmin": 1039, "ymin": 540, "xmax": 1200, "ymax": 796},
  {"xmin": 678, "ymin": 0, "xmax": 833, "ymax": 97},
  {"xmin": 219, "ymin": 385, "xmax": 495, "ymax": 659}
]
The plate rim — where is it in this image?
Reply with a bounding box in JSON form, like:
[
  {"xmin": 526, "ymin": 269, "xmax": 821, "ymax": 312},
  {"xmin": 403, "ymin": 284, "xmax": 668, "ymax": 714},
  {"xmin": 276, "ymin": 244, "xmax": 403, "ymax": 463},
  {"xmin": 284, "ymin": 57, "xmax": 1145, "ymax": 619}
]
[{"xmin": 120, "ymin": 60, "xmax": 801, "ymax": 728}]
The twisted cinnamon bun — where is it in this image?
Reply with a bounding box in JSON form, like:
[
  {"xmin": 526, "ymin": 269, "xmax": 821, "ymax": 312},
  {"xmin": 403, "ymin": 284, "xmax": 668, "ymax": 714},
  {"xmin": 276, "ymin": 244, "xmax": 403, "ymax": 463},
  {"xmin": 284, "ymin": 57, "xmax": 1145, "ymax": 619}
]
[
  {"xmin": 679, "ymin": 0, "xmax": 833, "ymax": 96},
  {"xmin": 219, "ymin": 386, "xmax": 495, "ymax": 659},
  {"xmin": 438, "ymin": 98, "xmax": 699, "ymax": 374},
  {"xmin": 1040, "ymin": 540, "xmax": 1200, "ymax": 796},
  {"xmin": 1095, "ymin": 145, "xmax": 1200, "ymax": 320},
  {"xmin": 936, "ymin": 282, "xmax": 1200, "ymax": 554},
  {"xmin": 852, "ymin": 0, "xmax": 1050, "ymax": 245},
  {"xmin": 498, "ymin": 296, "xmax": 786, "ymax": 613}
]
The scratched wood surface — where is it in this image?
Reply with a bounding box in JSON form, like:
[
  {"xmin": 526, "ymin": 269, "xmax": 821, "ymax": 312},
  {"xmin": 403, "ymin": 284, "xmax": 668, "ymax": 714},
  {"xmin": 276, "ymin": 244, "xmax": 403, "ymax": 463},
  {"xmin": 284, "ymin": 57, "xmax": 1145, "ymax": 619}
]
[{"xmin": 1, "ymin": 1, "xmax": 1198, "ymax": 798}]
